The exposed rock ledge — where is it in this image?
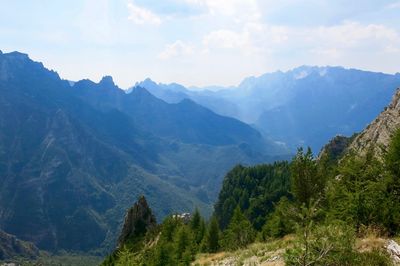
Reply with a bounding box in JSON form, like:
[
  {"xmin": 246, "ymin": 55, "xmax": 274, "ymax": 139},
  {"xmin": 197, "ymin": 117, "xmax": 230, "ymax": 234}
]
[
  {"xmin": 348, "ymin": 88, "xmax": 400, "ymax": 158},
  {"xmin": 117, "ymin": 196, "xmax": 157, "ymax": 248}
]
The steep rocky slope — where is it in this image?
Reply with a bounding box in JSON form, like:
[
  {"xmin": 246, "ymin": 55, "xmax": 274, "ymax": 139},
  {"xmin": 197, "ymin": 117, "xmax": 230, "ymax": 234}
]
[
  {"xmin": 117, "ymin": 196, "xmax": 157, "ymax": 248},
  {"xmin": 348, "ymin": 88, "xmax": 400, "ymax": 157}
]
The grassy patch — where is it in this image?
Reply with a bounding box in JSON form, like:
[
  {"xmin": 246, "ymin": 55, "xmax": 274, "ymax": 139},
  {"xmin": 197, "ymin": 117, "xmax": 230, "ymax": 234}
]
[{"xmin": 193, "ymin": 236, "xmax": 294, "ymax": 265}]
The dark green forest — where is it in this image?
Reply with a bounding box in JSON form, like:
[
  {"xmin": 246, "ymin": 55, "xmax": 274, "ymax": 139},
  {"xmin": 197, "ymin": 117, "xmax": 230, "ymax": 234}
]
[{"xmin": 103, "ymin": 129, "xmax": 400, "ymax": 265}]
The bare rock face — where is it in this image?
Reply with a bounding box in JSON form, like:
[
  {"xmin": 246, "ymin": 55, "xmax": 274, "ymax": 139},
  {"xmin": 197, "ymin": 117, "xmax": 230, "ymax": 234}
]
[
  {"xmin": 386, "ymin": 240, "xmax": 400, "ymax": 264},
  {"xmin": 348, "ymin": 88, "xmax": 400, "ymax": 158},
  {"xmin": 117, "ymin": 196, "xmax": 157, "ymax": 248}
]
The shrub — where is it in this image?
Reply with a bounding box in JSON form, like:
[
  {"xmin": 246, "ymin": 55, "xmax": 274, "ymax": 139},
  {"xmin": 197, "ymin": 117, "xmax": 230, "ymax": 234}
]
[{"xmin": 285, "ymin": 222, "xmax": 356, "ymax": 266}]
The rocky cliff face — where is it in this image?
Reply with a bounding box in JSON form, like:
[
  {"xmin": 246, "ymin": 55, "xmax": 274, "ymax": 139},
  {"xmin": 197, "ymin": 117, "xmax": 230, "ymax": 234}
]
[
  {"xmin": 348, "ymin": 88, "xmax": 400, "ymax": 157},
  {"xmin": 117, "ymin": 196, "xmax": 157, "ymax": 248}
]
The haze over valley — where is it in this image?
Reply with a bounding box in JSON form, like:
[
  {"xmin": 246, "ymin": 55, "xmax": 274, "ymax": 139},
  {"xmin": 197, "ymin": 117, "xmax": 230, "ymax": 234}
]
[{"xmin": 1, "ymin": 1, "xmax": 400, "ymax": 265}]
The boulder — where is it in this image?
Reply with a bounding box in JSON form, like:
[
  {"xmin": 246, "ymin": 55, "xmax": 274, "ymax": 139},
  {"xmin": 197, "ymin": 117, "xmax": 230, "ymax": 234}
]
[{"xmin": 387, "ymin": 240, "xmax": 400, "ymax": 264}]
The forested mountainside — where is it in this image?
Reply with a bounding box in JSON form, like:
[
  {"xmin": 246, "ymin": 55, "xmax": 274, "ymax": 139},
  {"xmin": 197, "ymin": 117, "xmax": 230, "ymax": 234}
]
[
  {"xmin": 105, "ymin": 87, "xmax": 400, "ymax": 265},
  {"xmin": 136, "ymin": 67, "xmax": 400, "ymax": 152},
  {"xmin": 0, "ymin": 51, "xmax": 286, "ymax": 253}
]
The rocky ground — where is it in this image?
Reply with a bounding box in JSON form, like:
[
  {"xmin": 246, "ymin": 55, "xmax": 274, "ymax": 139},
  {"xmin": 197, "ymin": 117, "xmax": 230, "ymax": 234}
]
[{"xmin": 192, "ymin": 236, "xmax": 400, "ymax": 266}]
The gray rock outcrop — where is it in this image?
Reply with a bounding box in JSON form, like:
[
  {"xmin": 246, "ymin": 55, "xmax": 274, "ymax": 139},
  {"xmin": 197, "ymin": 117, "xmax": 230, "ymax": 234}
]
[
  {"xmin": 117, "ymin": 196, "xmax": 157, "ymax": 248},
  {"xmin": 348, "ymin": 88, "xmax": 400, "ymax": 158},
  {"xmin": 387, "ymin": 240, "xmax": 400, "ymax": 264}
]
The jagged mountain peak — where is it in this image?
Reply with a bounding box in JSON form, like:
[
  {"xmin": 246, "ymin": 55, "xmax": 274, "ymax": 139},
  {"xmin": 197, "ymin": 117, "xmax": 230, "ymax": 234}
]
[
  {"xmin": 135, "ymin": 77, "xmax": 158, "ymax": 89},
  {"xmin": 117, "ymin": 196, "xmax": 157, "ymax": 248},
  {"xmin": 135, "ymin": 78, "xmax": 187, "ymax": 93},
  {"xmin": 99, "ymin": 75, "xmax": 116, "ymax": 87},
  {"xmin": 0, "ymin": 50, "xmax": 60, "ymax": 83},
  {"xmin": 4, "ymin": 51, "xmax": 30, "ymax": 60},
  {"xmin": 129, "ymin": 85, "xmax": 154, "ymax": 98}
]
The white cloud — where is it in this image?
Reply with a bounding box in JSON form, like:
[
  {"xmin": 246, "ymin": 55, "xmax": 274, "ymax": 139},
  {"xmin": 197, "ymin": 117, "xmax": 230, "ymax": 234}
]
[
  {"xmin": 158, "ymin": 40, "xmax": 194, "ymax": 60},
  {"xmin": 127, "ymin": 2, "xmax": 161, "ymax": 25},
  {"xmin": 386, "ymin": 1, "xmax": 400, "ymax": 9},
  {"xmin": 196, "ymin": 19, "xmax": 400, "ymax": 83},
  {"xmin": 202, "ymin": 22, "xmax": 290, "ymax": 56},
  {"xmin": 203, "ymin": 29, "xmax": 249, "ymax": 49},
  {"xmin": 184, "ymin": 0, "xmax": 260, "ymax": 23},
  {"xmin": 313, "ymin": 22, "xmax": 399, "ymax": 47}
]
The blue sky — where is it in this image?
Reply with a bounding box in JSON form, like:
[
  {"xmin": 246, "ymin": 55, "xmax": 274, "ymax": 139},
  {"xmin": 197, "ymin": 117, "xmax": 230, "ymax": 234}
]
[{"xmin": 1, "ymin": 0, "xmax": 399, "ymax": 88}]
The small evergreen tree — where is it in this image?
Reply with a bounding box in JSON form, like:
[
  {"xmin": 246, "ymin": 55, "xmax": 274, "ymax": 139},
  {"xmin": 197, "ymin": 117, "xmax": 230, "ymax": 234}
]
[
  {"xmin": 205, "ymin": 216, "xmax": 220, "ymax": 253},
  {"xmin": 196, "ymin": 218, "xmax": 206, "ymax": 245},
  {"xmin": 262, "ymin": 197, "xmax": 296, "ymax": 239},
  {"xmin": 222, "ymin": 206, "xmax": 255, "ymax": 250},
  {"xmin": 174, "ymin": 226, "xmax": 192, "ymax": 264},
  {"xmin": 291, "ymin": 147, "xmax": 324, "ymax": 206},
  {"xmin": 190, "ymin": 208, "xmax": 205, "ymax": 246},
  {"xmin": 386, "ymin": 128, "xmax": 400, "ymax": 178},
  {"xmin": 161, "ymin": 216, "xmax": 180, "ymax": 242},
  {"xmin": 190, "ymin": 208, "xmax": 201, "ymax": 231}
]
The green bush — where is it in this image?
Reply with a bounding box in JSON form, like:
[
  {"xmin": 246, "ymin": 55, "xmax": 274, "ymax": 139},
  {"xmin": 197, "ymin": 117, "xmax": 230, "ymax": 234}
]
[
  {"xmin": 285, "ymin": 222, "xmax": 356, "ymax": 266},
  {"xmin": 221, "ymin": 207, "xmax": 255, "ymax": 251},
  {"xmin": 261, "ymin": 197, "xmax": 296, "ymax": 240},
  {"xmin": 353, "ymin": 250, "xmax": 392, "ymax": 266}
]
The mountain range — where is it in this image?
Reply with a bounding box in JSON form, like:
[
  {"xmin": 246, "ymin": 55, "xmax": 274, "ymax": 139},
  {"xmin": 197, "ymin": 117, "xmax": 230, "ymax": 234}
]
[
  {"xmin": 1, "ymin": 49, "xmax": 400, "ymax": 257},
  {"xmin": 135, "ymin": 67, "xmax": 400, "ymax": 152},
  {"xmin": 0, "ymin": 51, "xmax": 284, "ymax": 253}
]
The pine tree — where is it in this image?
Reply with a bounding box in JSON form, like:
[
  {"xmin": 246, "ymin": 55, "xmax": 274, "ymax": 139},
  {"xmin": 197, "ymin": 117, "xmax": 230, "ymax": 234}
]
[
  {"xmin": 291, "ymin": 147, "xmax": 324, "ymax": 206},
  {"xmin": 385, "ymin": 128, "xmax": 400, "ymax": 234},
  {"xmin": 190, "ymin": 208, "xmax": 201, "ymax": 231},
  {"xmin": 190, "ymin": 208, "xmax": 205, "ymax": 246},
  {"xmin": 161, "ymin": 216, "xmax": 179, "ymax": 242},
  {"xmin": 196, "ymin": 218, "xmax": 206, "ymax": 245},
  {"xmin": 386, "ymin": 128, "xmax": 400, "ymax": 178},
  {"xmin": 206, "ymin": 216, "xmax": 220, "ymax": 253},
  {"xmin": 175, "ymin": 226, "xmax": 190, "ymax": 262},
  {"xmin": 154, "ymin": 243, "xmax": 173, "ymax": 266},
  {"xmin": 221, "ymin": 206, "xmax": 255, "ymax": 250}
]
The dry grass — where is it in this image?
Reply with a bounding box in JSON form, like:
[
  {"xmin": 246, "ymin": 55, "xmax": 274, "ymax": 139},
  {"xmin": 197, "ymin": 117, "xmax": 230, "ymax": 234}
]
[
  {"xmin": 192, "ymin": 233, "xmax": 400, "ymax": 266},
  {"xmin": 194, "ymin": 252, "xmax": 229, "ymax": 265},
  {"xmin": 355, "ymin": 225, "xmax": 388, "ymax": 253},
  {"xmin": 356, "ymin": 237, "xmax": 387, "ymax": 253},
  {"xmin": 192, "ymin": 236, "xmax": 294, "ymax": 266}
]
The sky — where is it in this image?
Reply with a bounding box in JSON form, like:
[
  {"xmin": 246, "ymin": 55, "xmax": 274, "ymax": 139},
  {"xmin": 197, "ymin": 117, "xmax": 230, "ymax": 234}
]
[{"xmin": 1, "ymin": 0, "xmax": 400, "ymax": 89}]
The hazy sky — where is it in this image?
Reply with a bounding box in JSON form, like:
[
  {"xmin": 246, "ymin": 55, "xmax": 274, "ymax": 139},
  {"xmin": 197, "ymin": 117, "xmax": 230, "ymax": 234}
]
[{"xmin": 1, "ymin": 0, "xmax": 400, "ymax": 88}]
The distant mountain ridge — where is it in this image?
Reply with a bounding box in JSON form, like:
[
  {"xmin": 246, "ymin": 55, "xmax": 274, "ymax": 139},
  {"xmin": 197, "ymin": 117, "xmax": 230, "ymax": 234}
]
[
  {"xmin": 74, "ymin": 80, "xmax": 265, "ymax": 147},
  {"xmin": 134, "ymin": 66, "xmax": 400, "ymax": 152},
  {"xmin": 0, "ymin": 51, "xmax": 285, "ymax": 253}
]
